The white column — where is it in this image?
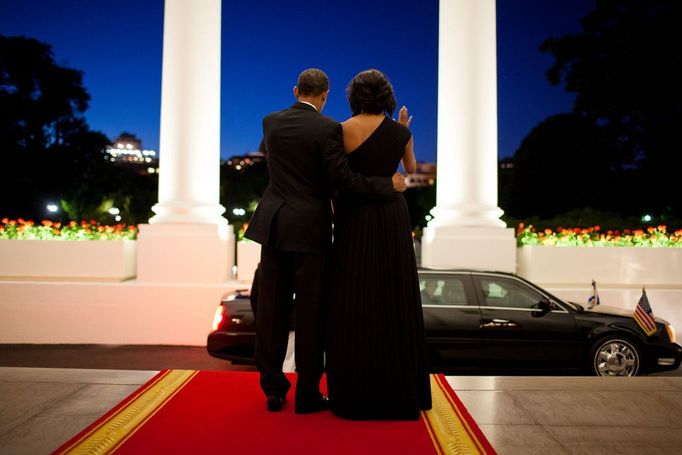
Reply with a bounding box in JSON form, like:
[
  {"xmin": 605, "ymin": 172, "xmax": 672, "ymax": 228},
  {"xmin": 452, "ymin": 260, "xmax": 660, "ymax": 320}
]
[
  {"xmin": 137, "ymin": 0, "xmax": 234, "ymax": 283},
  {"xmin": 151, "ymin": 0, "xmax": 225, "ymax": 226},
  {"xmin": 421, "ymin": 0, "xmax": 516, "ymax": 272}
]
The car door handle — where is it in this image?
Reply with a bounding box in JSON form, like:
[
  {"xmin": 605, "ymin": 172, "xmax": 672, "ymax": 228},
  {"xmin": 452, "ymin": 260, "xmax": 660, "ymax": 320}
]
[{"xmin": 480, "ymin": 319, "xmax": 518, "ymax": 328}]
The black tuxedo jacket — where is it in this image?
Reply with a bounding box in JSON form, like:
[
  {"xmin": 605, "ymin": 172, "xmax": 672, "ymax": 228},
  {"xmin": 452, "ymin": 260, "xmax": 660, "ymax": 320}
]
[{"xmin": 244, "ymin": 102, "xmax": 393, "ymax": 254}]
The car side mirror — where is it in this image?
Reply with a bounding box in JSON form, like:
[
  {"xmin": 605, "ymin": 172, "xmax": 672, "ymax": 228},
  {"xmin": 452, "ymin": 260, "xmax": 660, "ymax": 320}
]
[{"xmin": 533, "ymin": 298, "xmax": 552, "ymax": 317}]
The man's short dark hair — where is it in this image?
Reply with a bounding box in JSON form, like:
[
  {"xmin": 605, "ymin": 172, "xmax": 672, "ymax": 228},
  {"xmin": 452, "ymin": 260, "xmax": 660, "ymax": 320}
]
[
  {"xmin": 297, "ymin": 68, "xmax": 329, "ymax": 96},
  {"xmin": 347, "ymin": 69, "xmax": 397, "ymax": 116}
]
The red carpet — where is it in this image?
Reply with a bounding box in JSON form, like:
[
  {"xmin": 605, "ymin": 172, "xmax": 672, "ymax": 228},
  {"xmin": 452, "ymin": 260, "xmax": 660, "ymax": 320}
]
[{"xmin": 54, "ymin": 370, "xmax": 496, "ymax": 455}]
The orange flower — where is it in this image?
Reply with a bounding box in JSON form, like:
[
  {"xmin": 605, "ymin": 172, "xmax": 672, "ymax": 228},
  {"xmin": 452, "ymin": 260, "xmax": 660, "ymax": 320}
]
[
  {"xmin": 9, "ymin": 220, "xmax": 16, "ymax": 225},
  {"xmin": 647, "ymin": 226, "xmax": 655, "ymax": 234},
  {"xmin": 18, "ymin": 218, "xmax": 25, "ymax": 224},
  {"xmin": 89, "ymin": 219, "xmax": 97, "ymax": 225},
  {"xmin": 84, "ymin": 228, "xmax": 92, "ymax": 234},
  {"xmin": 52, "ymin": 229, "xmax": 60, "ymax": 235},
  {"xmin": 544, "ymin": 228, "xmax": 552, "ymax": 235},
  {"xmin": 594, "ymin": 225, "xmax": 600, "ymax": 231},
  {"xmin": 624, "ymin": 229, "xmax": 631, "ymax": 235},
  {"xmin": 25, "ymin": 220, "xmax": 34, "ymax": 226},
  {"xmin": 538, "ymin": 233, "xmax": 545, "ymax": 238},
  {"xmin": 54, "ymin": 222, "xmax": 61, "ymax": 228},
  {"xmin": 97, "ymin": 226, "xmax": 105, "ymax": 232},
  {"xmin": 41, "ymin": 220, "xmax": 53, "ymax": 227},
  {"xmin": 81, "ymin": 221, "xmax": 89, "ymax": 227},
  {"xmin": 69, "ymin": 221, "xmax": 77, "ymax": 228},
  {"xmin": 128, "ymin": 226, "xmax": 136, "ymax": 231},
  {"xmin": 518, "ymin": 222, "xmax": 525, "ymax": 229},
  {"xmin": 634, "ymin": 230, "xmax": 644, "ymax": 237},
  {"xmin": 0, "ymin": 226, "xmax": 4, "ymax": 232},
  {"xmin": 574, "ymin": 228, "xmax": 582, "ymax": 235},
  {"xmin": 1, "ymin": 217, "xmax": 8, "ymax": 224},
  {"xmin": 675, "ymin": 229, "xmax": 682, "ymax": 236},
  {"xmin": 658, "ymin": 225, "xmax": 667, "ymax": 233}
]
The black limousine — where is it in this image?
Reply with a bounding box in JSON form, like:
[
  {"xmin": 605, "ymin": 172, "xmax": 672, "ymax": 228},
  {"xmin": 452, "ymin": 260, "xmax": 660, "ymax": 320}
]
[{"xmin": 207, "ymin": 270, "xmax": 681, "ymax": 376}]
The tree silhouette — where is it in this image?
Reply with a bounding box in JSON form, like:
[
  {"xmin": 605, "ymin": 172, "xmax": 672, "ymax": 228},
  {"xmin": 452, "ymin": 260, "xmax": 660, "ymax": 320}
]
[
  {"xmin": 1, "ymin": 35, "xmax": 98, "ymax": 219},
  {"xmin": 540, "ymin": 0, "xmax": 682, "ymax": 218},
  {"xmin": 0, "ymin": 35, "xmax": 158, "ymax": 223},
  {"xmin": 507, "ymin": 113, "xmax": 610, "ymax": 218}
]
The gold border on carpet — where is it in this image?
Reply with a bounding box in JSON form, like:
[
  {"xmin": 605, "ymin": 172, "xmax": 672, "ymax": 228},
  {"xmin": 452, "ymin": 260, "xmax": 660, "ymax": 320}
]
[
  {"xmin": 60, "ymin": 369, "xmax": 198, "ymax": 454},
  {"xmin": 421, "ymin": 375, "xmax": 487, "ymax": 455}
]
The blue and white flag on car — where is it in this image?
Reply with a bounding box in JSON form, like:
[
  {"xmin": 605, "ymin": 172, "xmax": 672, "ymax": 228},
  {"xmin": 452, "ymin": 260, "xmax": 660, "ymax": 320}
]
[{"xmin": 588, "ymin": 279, "xmax": 600, "ymax": 309}]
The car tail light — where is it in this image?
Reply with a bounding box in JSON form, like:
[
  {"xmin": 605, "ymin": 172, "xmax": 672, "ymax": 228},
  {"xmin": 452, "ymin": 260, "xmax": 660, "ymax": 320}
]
[
  {"xmin": 212, "ymin": 305, "xmax": 226, "ymax": 331},
  {"xmin": 666, "ymin": 324, "xmax": 676, "ymax": 343}
]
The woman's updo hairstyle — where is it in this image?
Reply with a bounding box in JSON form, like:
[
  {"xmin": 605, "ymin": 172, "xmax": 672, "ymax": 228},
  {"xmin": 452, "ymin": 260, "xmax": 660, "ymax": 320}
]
[{"xmin": 347, "ymin": 69, "xmax": 397, "ymax": 116}]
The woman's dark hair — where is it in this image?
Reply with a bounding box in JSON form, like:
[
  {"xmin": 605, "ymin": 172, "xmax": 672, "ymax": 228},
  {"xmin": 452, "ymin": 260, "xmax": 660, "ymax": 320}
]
[{"xmin": 347, "ymin": 69, "xmax": 397, "ymax": 116}]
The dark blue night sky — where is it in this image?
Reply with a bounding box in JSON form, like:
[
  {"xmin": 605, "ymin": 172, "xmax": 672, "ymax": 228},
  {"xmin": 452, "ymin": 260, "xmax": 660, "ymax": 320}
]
[{"xmin": 0, "ymin": 0, "xmax": 595, "ymax": 162}]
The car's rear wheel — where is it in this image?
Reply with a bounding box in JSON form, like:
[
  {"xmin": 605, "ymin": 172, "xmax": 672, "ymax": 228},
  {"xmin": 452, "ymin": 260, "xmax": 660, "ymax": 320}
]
[{"xmin": 588, "ymin": 337, "xmax": 642, "ymax": 376}]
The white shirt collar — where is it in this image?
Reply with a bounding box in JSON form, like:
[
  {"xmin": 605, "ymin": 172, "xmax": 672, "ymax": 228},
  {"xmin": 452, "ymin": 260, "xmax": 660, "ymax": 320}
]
[{"xmin": 298, "ymin": 100, "xmax": 318, "ymax": 112}]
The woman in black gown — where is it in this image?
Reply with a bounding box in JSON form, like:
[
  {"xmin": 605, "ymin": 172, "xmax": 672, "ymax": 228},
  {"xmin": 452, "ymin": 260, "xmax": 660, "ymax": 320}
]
[{"xmin": 325, "ymin": 69, "xmax": 432, "ymax": 420}]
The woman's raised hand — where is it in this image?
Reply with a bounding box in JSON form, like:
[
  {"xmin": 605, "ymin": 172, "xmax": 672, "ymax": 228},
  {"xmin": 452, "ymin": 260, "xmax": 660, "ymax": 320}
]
[{"xmin": 397, "ymin": 106, "xmax": 412, "ymax": 128}]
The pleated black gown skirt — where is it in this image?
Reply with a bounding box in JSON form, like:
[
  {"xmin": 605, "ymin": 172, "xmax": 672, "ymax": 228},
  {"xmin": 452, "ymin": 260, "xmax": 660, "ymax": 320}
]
[{"xmin": 325, "ymin": 192, "xmax": 432, "ymax": 420}]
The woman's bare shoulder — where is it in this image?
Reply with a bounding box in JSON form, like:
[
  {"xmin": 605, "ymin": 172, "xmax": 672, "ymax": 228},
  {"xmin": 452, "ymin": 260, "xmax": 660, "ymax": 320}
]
[{"xmin": 341, "ymin": 116, "xmax": 358, "ymax": 128}]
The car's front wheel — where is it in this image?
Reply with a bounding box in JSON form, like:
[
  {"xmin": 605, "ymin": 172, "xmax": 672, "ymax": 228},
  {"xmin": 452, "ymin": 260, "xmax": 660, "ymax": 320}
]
[{"xmin": 588, "ymin": 337, "xmax": 642, "ymax": 376}]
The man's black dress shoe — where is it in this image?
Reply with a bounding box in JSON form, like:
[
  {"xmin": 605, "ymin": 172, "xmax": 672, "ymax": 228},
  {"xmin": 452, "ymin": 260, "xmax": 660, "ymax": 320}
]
[
  {"xmin": 295, "ymin": 395, "xmax": 330, "ymax": 414},
  {"xmin": 266, "ymin": 395, "xmax": 286, "ymax": 412}
]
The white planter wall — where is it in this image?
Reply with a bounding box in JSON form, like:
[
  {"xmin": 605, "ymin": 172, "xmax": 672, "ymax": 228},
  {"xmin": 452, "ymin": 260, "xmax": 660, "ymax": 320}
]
[
  {"xmin": 2, "ymin": 243, "xmax": 681, "ymax": 345},
  {"xmin": 517, "ymin": 246, "xmax": 682, "ymax": 286},
  {"xmin": 237, "ymin": 240, "xmax": 260, "ymax": 282},
  {"xmin": 0, "ymin": 239, "xmax": 136, "ymax": 281},
  {"xmin": 517, "ymin": 246, "xmax": 682, "ymax": 335}
]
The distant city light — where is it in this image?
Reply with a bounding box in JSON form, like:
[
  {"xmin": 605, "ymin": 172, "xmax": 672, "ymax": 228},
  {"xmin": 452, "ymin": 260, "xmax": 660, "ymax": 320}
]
[
  {"xmin": 117, "ymin": 143, "xmax": 124, "ymax": 149},
  {"xmin": 147, "ymin": 167, "xmax": 156, "ymax": 174},
  {"xmin": 108, "ymin": 207, "xmax": 120, "ymax": 215},
  {"xmin": 642, "ymin": 214, "xmax": 653, "ymax": 222},
  {"xmin": 232, "ymin": 208, "xmax": 246, "ymax": 216},
  {"xmin": 46, "ymin": 203, "xmax": 59, "ymax": 213},
  {"xmin": 425, "ymin": 214, "xmax": 433, "ymax": 221},
  {"xmin": 235, "ymin": 165, "xmax": 242, "ymax": 170},
  {"xmin": 115, "ymin": 215, "xmax": 122, "ymax": 222}
]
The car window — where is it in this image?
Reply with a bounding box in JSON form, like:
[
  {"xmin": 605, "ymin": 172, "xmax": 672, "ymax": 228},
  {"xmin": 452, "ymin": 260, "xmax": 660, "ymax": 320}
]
[
  {"xmin": 419, "ymin": 275, "xmax": 469, "ymax": 306},
  {"xmin": 479, "ymin": 276, "xmax": 544, "ymax": 309}
]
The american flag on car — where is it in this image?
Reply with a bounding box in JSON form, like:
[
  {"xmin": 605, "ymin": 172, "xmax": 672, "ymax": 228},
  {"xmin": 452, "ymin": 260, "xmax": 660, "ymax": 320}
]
[{"xmin": 634, "ymin": 289, "xmax": 657, "ymax": 336}]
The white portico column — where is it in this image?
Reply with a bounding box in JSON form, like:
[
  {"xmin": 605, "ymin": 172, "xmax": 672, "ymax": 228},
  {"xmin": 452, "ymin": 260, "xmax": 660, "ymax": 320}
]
[
  {"xmin": 136, "ymin": 0, "xmax": 234, "ymax": 283},
  {"xmin": 421, "ymin": 0, "xmax": 516, "ymax": 272}
]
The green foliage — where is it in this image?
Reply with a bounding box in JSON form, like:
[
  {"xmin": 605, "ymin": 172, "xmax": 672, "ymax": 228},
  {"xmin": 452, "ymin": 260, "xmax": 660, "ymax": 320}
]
[
  {"xmin": 220, "ymin": 158, "xmax": 268, "ymax": 233},
  {"xmin": 504, "ymin": 207, "xmax": 682, "ymax": 233},
  {"xmin": 403, "ymin": 184, "xmax": 436, "ymax": 234},
  {"xmin": 516, "ymin": 224, "xmax": 682, "ymax": 248},
  {"xmin": 0, "ymin": 218, "xmax": 137, "ymax": 240}
]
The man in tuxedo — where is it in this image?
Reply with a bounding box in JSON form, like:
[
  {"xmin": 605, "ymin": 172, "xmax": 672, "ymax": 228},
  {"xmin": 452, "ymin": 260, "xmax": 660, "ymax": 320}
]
[{"xmin": 245, "ymin": 68, "xmax": 406, "ymax": 413}]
